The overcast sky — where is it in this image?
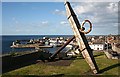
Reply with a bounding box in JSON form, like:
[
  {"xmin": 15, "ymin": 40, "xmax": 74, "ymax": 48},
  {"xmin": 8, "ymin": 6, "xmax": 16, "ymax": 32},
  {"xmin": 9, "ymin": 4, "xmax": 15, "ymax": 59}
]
[{"xmin": 2, "ymin": 1, "xmax": 119, "ymax": 35}]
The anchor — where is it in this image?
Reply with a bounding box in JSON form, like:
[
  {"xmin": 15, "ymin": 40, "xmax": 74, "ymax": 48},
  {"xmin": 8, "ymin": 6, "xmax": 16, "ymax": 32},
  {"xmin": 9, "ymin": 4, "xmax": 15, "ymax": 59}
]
[{"xmin": 48, "ymin": 1, "xmax": 99, "ymax": 74}]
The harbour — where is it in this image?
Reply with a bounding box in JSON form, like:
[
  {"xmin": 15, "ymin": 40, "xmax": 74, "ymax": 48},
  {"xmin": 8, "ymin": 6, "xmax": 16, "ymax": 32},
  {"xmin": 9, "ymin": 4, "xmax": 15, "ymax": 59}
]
[{"xmin": 2, "ymin": 35, "xmax": 72, "ymax": 54}]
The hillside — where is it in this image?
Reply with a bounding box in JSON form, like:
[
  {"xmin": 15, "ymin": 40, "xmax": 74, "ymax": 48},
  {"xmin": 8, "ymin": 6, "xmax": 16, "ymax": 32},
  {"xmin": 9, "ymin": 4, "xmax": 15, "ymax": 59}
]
[{"xmin": 2, "ymin": 52, "xmax": 120, "ymax": 76}]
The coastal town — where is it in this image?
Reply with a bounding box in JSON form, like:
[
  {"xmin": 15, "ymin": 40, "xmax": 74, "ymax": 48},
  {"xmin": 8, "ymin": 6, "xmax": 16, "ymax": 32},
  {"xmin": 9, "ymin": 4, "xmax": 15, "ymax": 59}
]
[{"xmin": 10, "ymin": 35, "xmax": 120, "ymax": 59}]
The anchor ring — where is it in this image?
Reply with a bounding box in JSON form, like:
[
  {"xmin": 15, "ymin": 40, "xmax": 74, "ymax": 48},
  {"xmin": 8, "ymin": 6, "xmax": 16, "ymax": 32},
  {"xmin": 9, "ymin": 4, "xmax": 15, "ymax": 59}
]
[{"xmin": 79, "ymin": 20, "xmax": 92, "ymax": 34}]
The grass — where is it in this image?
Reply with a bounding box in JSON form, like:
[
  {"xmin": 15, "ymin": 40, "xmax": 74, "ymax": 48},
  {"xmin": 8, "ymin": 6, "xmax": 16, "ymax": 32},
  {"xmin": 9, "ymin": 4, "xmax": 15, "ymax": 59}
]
[{"xmin": 2, "ymin": 51, "xmax": 120, "ymax": 76}]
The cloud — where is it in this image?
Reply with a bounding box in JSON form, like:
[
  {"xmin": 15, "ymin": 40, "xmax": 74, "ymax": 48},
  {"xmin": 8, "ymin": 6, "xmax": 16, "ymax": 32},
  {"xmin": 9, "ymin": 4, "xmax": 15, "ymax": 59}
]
[
  {"xmin": 12, "ymin": 17, "xmax": 15, "ymax": 21},
  {"xmin": 113, "ymin": 23, "xmax": 118, "ymax": 27},
  {"xmin": 60, "ymin": 21, "xmax": 68, "ymax": 25},
  {"xmin": 72, "ymin": 2, "xmax": 118, "ymax": 24},
  {"xmin": 107, "ymin": 3, "xmax": 118, "ymax": 12},
  {"xmin": 53, "ymin": 9, "xmax": 65, "ymax": 15},
  {"xmin": 41, "ymin": 21, "xmax": 48, "ymax": 24},
  {"xmin": 2, "ymin": 0, "xmax": 119, "ymax": 2},
  {"xmin": 15, "ymin": 29, "xmax": 21, "ymax": 32},
  {"xmin": 67, "ymin": 2, "xmax": 118, "ymax": 35},
  {"xmin": 12, "ymin": 17, "xmax": 19, "ymax": 24}
]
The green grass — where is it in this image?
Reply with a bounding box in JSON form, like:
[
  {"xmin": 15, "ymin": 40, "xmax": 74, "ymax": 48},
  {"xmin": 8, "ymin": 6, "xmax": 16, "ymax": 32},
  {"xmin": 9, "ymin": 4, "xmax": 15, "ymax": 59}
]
[{"xmin": 2, "ymin": 52, "xmax": 120, "ymax": 76}]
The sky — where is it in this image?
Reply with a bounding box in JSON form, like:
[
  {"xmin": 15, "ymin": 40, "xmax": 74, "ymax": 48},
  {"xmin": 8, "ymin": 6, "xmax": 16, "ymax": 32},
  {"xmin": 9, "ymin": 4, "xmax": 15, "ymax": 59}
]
[{"xmin": 2, "ymin": 1, "xmax": 119, "ymax": 35}]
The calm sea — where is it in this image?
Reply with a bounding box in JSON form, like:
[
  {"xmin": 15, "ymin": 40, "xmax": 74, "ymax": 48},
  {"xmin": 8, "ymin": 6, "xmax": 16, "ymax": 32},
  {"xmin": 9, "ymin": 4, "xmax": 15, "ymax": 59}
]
[{"xmin": 2, "ymin": 35, "xmax": 72, "ymax": 54}]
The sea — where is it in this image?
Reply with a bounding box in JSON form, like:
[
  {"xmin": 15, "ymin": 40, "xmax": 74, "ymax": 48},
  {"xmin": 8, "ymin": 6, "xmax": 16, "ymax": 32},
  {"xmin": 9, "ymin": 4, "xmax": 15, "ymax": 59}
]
[{"xmin": 1, "ymin": 35, "xmax": 73, "ymax": 54}]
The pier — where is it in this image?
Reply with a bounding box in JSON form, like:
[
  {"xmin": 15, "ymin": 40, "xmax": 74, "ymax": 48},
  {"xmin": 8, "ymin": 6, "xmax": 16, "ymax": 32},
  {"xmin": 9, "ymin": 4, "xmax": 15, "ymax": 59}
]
[{"xmin": 11, "ymin": 44, "xmax": 53, "ymax": 48}]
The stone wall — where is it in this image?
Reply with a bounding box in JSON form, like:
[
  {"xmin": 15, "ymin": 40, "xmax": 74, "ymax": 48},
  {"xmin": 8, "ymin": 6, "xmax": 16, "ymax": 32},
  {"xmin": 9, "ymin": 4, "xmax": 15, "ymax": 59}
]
[
  {"xmin": 2, "ymin": 51, "xmax": 51, "ymax": 73},
  {"xmin": 112, "ymin": 44, "xmax": 120, "ymax": 53}
]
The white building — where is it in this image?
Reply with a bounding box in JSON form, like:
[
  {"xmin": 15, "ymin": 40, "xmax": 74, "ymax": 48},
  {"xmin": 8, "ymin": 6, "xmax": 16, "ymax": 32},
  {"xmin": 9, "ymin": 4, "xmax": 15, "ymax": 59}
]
[
  {"xmin": 66, "ymin": 44, "xmax": 73, "ymax": 49},
  {"xmin": 90, "ymin": 44, "xmax": 104, "ymax": 50}
]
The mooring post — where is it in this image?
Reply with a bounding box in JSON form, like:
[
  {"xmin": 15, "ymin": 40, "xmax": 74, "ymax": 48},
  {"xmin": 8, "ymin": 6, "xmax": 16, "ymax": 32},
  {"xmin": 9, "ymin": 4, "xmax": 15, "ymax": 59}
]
[{"xmin": 64, "ymin": 1, "xmax": 99, "ymax": 74}]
